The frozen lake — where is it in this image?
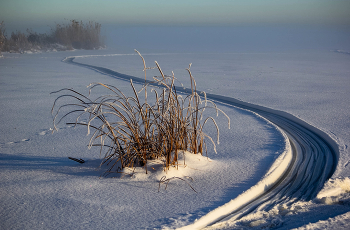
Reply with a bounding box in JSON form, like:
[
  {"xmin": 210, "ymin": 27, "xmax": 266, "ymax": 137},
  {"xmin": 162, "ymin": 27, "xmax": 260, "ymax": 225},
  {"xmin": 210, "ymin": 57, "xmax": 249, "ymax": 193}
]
[{"xmin": 1, "ymin": 25, "xmax": 350, "ymax": 229}]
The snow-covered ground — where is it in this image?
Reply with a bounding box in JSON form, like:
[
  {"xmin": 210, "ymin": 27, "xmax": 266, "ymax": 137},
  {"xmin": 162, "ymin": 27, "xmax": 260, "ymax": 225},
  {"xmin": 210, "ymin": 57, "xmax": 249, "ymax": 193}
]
[{"xmin": 1, "ymin": 45, "xmax": 350, "ymax": 229}]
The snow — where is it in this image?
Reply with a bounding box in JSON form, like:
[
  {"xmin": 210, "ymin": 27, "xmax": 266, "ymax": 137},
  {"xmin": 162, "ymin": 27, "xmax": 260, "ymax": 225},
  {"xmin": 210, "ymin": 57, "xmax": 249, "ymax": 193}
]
[
  {"xmin": 1, "ymin": 38, "xmax": 350, "ymax": 230},
  {"xmin": 176, "ymin": 134, "xmax": 292, "ymax": 230}
]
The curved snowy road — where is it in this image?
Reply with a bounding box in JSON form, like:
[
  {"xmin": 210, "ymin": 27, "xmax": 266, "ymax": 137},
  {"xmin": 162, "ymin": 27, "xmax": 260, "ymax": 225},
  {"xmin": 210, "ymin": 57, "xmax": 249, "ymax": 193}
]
[{"xmin": 63, "ymin": 56, "xmax": 339, "ymax": 229}]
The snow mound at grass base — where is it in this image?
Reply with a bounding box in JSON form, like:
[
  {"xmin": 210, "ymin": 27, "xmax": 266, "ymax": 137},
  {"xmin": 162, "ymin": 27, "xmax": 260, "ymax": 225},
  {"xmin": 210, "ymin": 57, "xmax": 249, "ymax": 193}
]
[{"xmin": 121, "ymin": 151, "xmax": 218, "ymax": 182}]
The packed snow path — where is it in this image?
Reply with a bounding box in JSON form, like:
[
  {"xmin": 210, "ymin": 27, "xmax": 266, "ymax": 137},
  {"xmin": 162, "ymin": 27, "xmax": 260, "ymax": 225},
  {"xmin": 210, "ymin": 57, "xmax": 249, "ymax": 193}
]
[{"xmin": 63, "ymin": 56, "xmax": 339, "ymax": 229}]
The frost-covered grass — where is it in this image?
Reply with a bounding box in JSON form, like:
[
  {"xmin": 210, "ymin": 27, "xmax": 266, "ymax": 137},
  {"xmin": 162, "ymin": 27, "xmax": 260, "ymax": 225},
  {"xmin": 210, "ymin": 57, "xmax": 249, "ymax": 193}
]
[
  {"xmin": 336, "ymin": 178, "xmax": 350, "ymax": 193},
  {"xmin": 52, "ymin": 51, "xmax": 229, "ymax": 175}
]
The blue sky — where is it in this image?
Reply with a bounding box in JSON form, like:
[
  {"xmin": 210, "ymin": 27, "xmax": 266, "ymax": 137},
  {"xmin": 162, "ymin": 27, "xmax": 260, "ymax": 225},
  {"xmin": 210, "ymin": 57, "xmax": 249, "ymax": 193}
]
[{"xmin": 1, "ymin": 0, "xmax": 350, "ymax": 32}]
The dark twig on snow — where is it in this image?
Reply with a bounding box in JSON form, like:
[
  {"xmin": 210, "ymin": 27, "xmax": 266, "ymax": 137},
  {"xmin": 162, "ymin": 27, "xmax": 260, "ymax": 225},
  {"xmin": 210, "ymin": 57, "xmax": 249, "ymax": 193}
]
[{"xmin": 68, "ymin": 157, "xmax": 85, "ymax": 164}]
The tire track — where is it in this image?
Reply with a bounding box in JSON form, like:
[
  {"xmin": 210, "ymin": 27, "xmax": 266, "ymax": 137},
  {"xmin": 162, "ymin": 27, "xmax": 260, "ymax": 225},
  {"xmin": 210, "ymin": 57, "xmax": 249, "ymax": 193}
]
[{"xmin": 63, "ymin": 56, "xmax": 339, "ymax": 229}]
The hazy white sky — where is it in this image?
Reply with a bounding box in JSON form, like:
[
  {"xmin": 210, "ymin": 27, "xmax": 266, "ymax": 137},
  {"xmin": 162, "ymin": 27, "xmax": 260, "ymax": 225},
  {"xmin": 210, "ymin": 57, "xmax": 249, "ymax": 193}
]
[{"xmin": 1, "ymin": 0, "xmax": 350, "ymax": 32}]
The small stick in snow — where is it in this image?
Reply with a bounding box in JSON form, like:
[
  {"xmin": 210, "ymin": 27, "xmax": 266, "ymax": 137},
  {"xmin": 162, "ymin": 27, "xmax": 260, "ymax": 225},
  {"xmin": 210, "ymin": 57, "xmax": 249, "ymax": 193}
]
[{"xmin": 68, "ymin": 157, "xmax": 85, "ymax": 164}]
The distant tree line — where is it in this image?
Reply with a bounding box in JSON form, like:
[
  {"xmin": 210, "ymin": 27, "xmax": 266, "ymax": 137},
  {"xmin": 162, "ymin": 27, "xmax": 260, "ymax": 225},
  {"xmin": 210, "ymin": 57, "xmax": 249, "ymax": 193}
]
[{"xmin": 0, "ymin": 20, "xmax": 105, "ymax": 54}]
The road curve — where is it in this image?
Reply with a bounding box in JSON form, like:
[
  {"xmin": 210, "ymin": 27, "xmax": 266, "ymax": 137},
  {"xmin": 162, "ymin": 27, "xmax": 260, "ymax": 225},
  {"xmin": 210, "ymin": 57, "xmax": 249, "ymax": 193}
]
[{"xmin": 62, "ymin": 56, "xmax": 339, "ymax": 229}]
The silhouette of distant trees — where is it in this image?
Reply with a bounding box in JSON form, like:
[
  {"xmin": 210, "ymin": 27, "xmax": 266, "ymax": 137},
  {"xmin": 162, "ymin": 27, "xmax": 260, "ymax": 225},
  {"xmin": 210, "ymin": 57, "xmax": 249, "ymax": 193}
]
[{"xmin": 0, "ymin": 20, "xmax": 104, "ymax": 53}]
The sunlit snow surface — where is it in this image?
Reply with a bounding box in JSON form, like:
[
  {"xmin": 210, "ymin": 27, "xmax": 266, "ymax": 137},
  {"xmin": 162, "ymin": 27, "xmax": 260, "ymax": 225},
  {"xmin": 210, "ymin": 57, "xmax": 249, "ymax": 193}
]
[{"xmin": 1, "ymin": 48, "xmax": 350, "ymax": 229}]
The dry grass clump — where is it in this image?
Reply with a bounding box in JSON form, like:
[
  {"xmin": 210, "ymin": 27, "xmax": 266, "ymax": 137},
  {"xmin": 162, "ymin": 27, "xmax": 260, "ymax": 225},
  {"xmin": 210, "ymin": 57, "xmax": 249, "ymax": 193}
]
[
  {"xmin": 52, "ymin": 51, "xmax": 229, "ymax": 175},
  {"xmin": 336, "ymin": 177, "xmax": 350, "ymax": 193}
]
